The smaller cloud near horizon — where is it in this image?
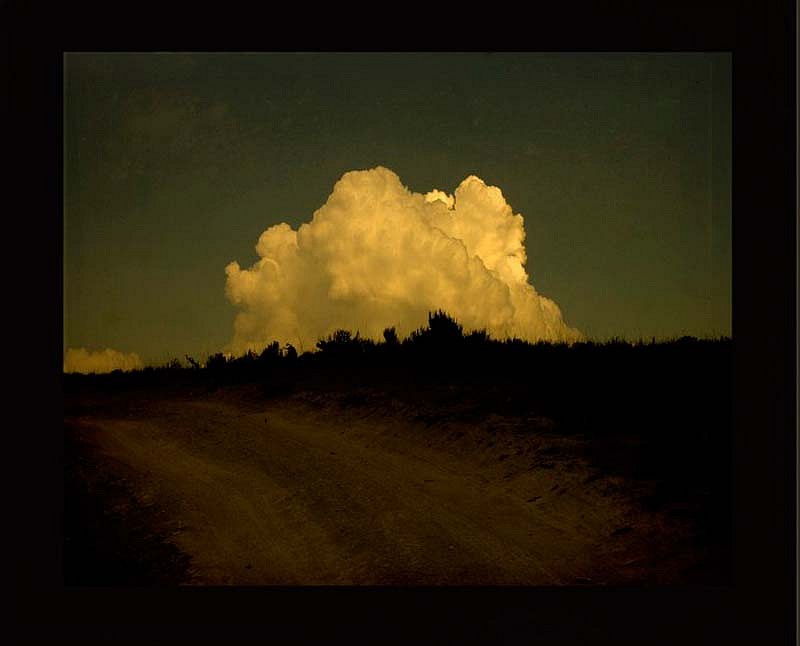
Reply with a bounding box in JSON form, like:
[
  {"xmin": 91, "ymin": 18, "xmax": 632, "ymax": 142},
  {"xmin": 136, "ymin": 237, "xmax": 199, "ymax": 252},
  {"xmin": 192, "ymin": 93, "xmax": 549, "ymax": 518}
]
[{"xmin": 64, "ymin": 347, "xmax": 144, "ymax": 374}]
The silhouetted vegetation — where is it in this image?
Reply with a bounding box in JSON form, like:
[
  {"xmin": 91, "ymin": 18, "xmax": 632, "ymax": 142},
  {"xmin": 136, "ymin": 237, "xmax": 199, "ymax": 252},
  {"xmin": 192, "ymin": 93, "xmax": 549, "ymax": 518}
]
[
  {"xmin": 382, "ymin": 326, "xmax": 399, "ymax": 345},
  {"xmin": 63, "ymin": 311, "xmax": 731, "ymax": 514},
  {"xmin": 63, "ymin": 310, "xmax": 732, "ymax": 583},
  {"xmin": 185, "ymin": 355, "xmax": 201, "ymax": 370},
  {"xmin": 64, "ymin": 312, "xmax": 731, "ymax": 414}
]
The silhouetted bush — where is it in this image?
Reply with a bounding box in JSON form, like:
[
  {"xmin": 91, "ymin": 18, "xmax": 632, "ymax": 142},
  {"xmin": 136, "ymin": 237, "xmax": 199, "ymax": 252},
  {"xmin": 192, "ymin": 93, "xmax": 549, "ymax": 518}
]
[
  {"xmin": 383, "ymin": 327, "xmax": 399, "ymax": 345},
  {"xmin": 466, "ymin": 329, "xmax": 489, "ymax": 343},
  {"xmin": 185, "ymin": 355, "xmax": 201, "ymax": 370},
  {"xmin": 260, "ymin": 341, "xmax": 281, "ymax": 362},
  {"xmin": 317, "ymin": 329, "xmax": 353, "ymax": 353},
  {"xmin": 63, "ymin": 311, "xmax": 731, "ymax": 465},
  {"xmin": 427, "ymin": 310, "xmax": 463, "ymax": 340},
  {"xmin": 206, "ymin": 353, "xmax": 227, "ymax": 371},
  {"xmin": 316, "ymin": 330, "xmax": 377, "ymax": 357}
]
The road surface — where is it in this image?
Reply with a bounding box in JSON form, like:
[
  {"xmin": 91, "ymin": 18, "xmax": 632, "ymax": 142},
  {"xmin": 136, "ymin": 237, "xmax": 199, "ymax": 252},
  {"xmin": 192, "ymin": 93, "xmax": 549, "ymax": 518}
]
[{"xmin": 64, "ymin": 393, "xmax": 701, "ymax": 585}]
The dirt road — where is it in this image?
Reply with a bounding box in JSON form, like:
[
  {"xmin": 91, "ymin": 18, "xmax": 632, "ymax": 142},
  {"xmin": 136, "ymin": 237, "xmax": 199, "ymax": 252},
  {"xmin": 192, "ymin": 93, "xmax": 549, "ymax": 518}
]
[{"xmin": 64, "ymin": 393, "xmax": 704, "ymax": 585}]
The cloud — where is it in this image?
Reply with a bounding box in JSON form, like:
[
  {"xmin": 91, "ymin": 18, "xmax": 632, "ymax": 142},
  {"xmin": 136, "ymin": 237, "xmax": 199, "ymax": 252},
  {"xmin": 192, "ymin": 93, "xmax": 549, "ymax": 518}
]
[
  {"xmin": 64, "ymin": 348, "xmax": 144, "ymax": 374},
  {"xmin": 225, "ymin": 167, "xmax": 582, "ymax": 354}
]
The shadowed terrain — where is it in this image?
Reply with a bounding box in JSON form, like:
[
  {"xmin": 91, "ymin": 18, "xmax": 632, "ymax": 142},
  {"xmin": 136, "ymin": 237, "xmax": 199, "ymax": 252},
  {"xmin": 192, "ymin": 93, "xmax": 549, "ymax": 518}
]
[{"xmin": 64, "ymin": 316, "xmax": 731, "ymax": 585}]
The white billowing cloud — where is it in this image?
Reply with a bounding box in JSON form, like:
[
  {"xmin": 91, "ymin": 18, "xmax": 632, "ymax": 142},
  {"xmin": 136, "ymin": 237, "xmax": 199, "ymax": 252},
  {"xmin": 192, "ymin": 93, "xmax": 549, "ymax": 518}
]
[
  {"xmin": 225, "ymin": 167, "xmax": 582, "ymax": 354},
  {"xmin": 64, "ymin": 348, "xmax": 144, "ymax": 374}
]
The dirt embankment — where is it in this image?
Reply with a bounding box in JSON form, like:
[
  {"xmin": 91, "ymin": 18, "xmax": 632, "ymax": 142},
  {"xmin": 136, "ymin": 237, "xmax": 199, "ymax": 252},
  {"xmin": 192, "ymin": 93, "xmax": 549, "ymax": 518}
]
[{"xmin": 64, "ymin": 386, "xmax": 724, "ymax": 585}]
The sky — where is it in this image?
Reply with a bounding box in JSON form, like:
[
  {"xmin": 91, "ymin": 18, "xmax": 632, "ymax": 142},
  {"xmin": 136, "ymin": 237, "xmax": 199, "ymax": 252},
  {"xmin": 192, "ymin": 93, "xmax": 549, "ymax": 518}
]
[{"xmin": 63, "ymin": 52, "xmax": 731, "ymax": 367}]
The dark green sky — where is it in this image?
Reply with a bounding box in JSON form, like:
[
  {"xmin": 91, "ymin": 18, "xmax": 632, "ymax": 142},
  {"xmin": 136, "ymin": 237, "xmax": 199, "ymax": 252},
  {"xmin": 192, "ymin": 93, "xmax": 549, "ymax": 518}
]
[{"xmin": 64, "ymin": 52, "xmax": 731, "ymax": 364}]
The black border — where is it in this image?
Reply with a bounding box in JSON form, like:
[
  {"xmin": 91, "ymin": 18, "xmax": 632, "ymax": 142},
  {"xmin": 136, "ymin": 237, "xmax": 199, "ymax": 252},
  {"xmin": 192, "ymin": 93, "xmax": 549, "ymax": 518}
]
[{"xmin": 9, "ymin": 1, "xmax": 796, "ymax": 644}]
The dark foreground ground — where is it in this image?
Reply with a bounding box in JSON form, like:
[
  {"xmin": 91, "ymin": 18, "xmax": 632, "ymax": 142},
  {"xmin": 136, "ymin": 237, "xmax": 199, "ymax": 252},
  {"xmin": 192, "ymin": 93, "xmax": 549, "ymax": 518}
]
[{"xmin": 63, "ymin": 340, "xmax": 731, "ymax": 585}]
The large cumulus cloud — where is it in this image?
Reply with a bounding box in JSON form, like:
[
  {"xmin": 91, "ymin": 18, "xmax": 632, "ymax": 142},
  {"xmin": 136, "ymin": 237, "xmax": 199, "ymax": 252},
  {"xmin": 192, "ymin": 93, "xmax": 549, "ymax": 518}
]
[
  {"xmin": 225, "ymin": 167, "xmax": 581, "ymax": 354},
  {"xmin": 64, "ymin": 347, "xmax": 144, "ymax": 374}
]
